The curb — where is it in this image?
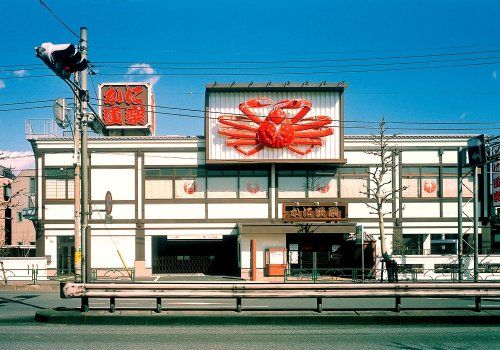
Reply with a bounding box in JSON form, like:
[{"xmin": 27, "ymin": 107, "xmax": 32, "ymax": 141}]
[{"xmin": 35, "ymin": 308, "xmax": 500, "ymax": 326}]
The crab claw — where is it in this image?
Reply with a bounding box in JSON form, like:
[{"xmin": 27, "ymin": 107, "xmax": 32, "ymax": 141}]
[{"xmin": 240, "ymin": 97, "xmax": 275, "ymax": 109}]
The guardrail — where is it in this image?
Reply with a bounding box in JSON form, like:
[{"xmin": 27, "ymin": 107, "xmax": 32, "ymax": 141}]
[{"xmin": 61, "ymin": 281, "xmax": 500, "ymax": 314}]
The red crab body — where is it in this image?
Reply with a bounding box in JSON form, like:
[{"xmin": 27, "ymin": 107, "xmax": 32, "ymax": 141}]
[{"xmin": 217, "ymin": 97, "xmax": 333, "ymax": 156}]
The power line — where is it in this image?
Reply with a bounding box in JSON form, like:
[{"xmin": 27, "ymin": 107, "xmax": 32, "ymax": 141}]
[
  {"xmin": 93, "ymin": 49, "xmax": 500, "ymax": 66},
  {"xmin": 91, "ymin": 44, "xmax": 500, "ymax": 58},
  {"xmin": 38, "ymin": 0, "xmax": 80, "ymax": 39},
  {"xmin": 93, "ymin": 60, "xmax": 500, "ymax": 77},
  {"xmin": 0, "ymin": 105, "xmax": 53, "ymax": 112}
]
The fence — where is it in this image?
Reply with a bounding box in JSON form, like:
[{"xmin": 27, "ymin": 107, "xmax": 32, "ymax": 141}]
[{"xmin": 284, "ymin": 267, "xmax": 500, "ymax": 283}]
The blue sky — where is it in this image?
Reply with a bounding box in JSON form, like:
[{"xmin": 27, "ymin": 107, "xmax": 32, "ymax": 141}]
[{"xmin": 1, "ymin": 0, "xmax": 500, "ymax": 163}]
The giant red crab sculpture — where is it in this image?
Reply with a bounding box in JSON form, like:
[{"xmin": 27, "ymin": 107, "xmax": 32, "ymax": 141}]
[{"xmin": 217, "ymin": 97, "xmax": 333, "ymax": 156}]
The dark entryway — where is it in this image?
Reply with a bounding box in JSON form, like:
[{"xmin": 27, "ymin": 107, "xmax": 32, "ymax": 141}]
[
  {"xmin": 57, "ymin": 236, "xmax": 75, "ymax": 275},
  {"xmin": 152, "ymin": 236, "xmax": 239, "ymax": 276},
  {"xmin": 286, "ymin": 233, "xmax": 375, "ymax": 270}
]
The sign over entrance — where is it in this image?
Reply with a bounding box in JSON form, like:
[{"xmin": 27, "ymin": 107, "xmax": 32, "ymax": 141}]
[{"xmin": 282, "ymin": 202, "xmax": 348, "ymax": 222}]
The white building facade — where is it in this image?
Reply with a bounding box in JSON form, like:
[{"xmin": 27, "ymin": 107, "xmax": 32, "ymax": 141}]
[{"xmin": 27, "ymin": 83, "xmax": 500, "ymax": 280}]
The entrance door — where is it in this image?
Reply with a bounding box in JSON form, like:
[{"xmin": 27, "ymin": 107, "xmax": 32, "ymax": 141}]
[
  {"xmin": 57, "ymin": 236, "xmax": 75, "ymax": 275},
  {"xmin": 152, "ymin": 235, "xmax": 239, "ymax": 276}
]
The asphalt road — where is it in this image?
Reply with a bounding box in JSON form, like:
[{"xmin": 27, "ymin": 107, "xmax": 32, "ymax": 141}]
[{"xmin": 1, "ymin": 291, "xmax": 500, "ymax": 349}]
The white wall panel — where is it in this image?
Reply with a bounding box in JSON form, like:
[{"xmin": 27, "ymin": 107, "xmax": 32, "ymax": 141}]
[
  {"xmin": 208, "ymin": 203, "xmax": 268, "ymax": 219},
  {"xmin": 240, "ymin": 233, "xmax": 286, "ymax": 269},
  {"xmin": 91, "ymin": 235, "xmax": 135, "ymax": 268},
  {"xmin": 91, "ymin": 152, "xmax": 135, "ymax": 166},
  {"xmin": 403, "ymin": 202, "xmax": 440, "ymax": 218},
  {"xmin": 144, "ymin": 152, "xmax": 204, "ymax": 166},
  {"xmin": 44, "ymin": 236, "xmax": 57, "ymax": 268},
  {"xmin": 402, "ymin": 151, "xmax": 439, "ymax": 164},
  {"xmin": 90, "ymin": 204, "xmax": 135, "ymax": 220},
  {"xmin": 44, "ymin": 204, "xmax": 74, "ymax": 220},
  {"xmin": 344, "ymin": 151, "xmax": 378, "ymax": 165},
  {"xmin": 44, "ymin": 153, "xmax": 74, "ymax": 166},
  {"xmin": 145, "ymin": 204, "xmax": 205, "ymax": 219},
  {"xmin": 442, "ymin": 150, "xmax": 458, "ymax": 164},
  {"xmin": 443, "ymin": 202, "xmax": 472, "ymax": 218},
  {"xmin": 207, "ymin": 91, "xmax": 341, "ymax": 162},
  {"xmin": 90, "ymin": 168, "xmax": 135, "ymax": 200}
]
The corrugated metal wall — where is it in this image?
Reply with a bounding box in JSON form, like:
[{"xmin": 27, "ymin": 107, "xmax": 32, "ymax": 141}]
[{"xmin": 207, "ymin": 91, "xmax": 341, "ymax": 162}]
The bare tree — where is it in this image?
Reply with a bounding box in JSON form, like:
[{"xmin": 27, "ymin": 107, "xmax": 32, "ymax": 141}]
[{"xmin": 362, "ymin": 117, "xmax": 405, "ymax": 281}]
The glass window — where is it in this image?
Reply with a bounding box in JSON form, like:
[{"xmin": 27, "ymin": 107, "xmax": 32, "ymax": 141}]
[
  {"xmin": 308, "ymin": 176, "xmax": 338, "ymax": 198},
  {"xmin": 239, "ymin": 177, "xmax": 268, "ymax": 198},
  {"xmin": 207, "ymin": 177, "xmax": 237, "ymax": 198},
  {"xmin": 145, "ymin": 179, "xmax": 173, "ymax": 199},
  {"xmin": 278, "ymin": 177, "xmax": 306, "ymax": 198},
  {"xmin": 29, "ymin": 177, "xmax": 36, "ymax": 195},
  {"xmin": 46, "ymin": 179, "xmax": 67, "ymax": 199},
  {"xmin": 174, "ymin": 178, "xmax": 205, "ymax": 199},
  {"xmin": 402, "ymin": 167, "xmax": 439, "ymax": 198},
  {"xmin": 341, "ymin": 177, "xmax": 367, "ymax": 198}
]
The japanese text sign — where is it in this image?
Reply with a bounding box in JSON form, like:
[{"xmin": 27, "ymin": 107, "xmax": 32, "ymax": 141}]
[
  {"xmin": 282, "ymin": 202, "xmax": 348, "ymax": 222},
  {"xmin": 493, "ymin": 161, "xmax": 500, "ymax": 207},
  {"xmin": 99, "ymin": 82, "xmax": 154, "ymax": 131}
]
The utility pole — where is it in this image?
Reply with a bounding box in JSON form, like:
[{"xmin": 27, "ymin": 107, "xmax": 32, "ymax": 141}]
[
  {"xmin": 74, "ymin": 71, "xmax": 81, "ymax": 279},
  {"xmin": 473, "ymin": 166, "xmax": 479, "ymax": 282},
  {"xmin": 457, "ymin": 147, "xmax": 463, "ymax": 281},
  {"xmin": 79, "ymin": 27, "xmax": 91, "ymax": 285}
]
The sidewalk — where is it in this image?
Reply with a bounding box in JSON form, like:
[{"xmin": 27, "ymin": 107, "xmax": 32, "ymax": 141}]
[{"xmin": 35, "ymin": 308, "xmax": 500, "ymax": 325}]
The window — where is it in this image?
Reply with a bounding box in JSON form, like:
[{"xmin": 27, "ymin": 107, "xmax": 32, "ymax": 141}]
[
  {"xmin": 29, "ymin": 177, "xmax": 36, "ymax": 195},
  {"xmin": 207, "ymin": 168, "xmax": 238, "ymax": 198},
  {"xmin": 430, "ymin": 234, "xmax": 458, "ymax": 255},
  {"xmin": 145, "ymin": 167, "xmax": 269, "ymax": 199},
  {"xmin": 442, "ymin": 167, "xmax": 473, "ymax": 198},
  {"xmin": 395, "ymin": 234, "xmax": 424, "ymax": 255},
  {"xmin": 45, "ymin": 168, "xmax": 75, "ymax": 200},
  {"xmin": 340, "ymin": 167, "xmax": 368, "ymax": 198},
  {"xmin": 402, "ymin": 167, "xmax": 439, "ymax": 198},
  {"xmin": 277, "ymin": 167, "xmax": 343, "ymax": 199}
]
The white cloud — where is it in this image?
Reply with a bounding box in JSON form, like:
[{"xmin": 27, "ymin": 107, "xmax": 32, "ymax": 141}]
[
  {"xmin": 12, "ymin": 69, "xmax": 29, "ymax": 78},
  {"xmin": 0, "ymin": 80, "xmax": 5, "ymax": 89},
  {"xmin": 126, "ymin": 63, "xmax": 160, "ymax": 86},
  {"xmin": 493, "ymin": 70, "xmax": 497, "ymax": 80},
  {"xmin": 0, "ymin": 151, "xmax": 35, "ymax": 175}
]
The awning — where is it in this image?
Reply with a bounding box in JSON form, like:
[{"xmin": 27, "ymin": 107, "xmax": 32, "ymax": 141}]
[{"xmin": 237, "ymin": 221, "xmax": 357, "ymax": 235}]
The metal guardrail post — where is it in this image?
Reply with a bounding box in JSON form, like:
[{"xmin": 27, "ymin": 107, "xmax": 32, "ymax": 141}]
[
  {"xmin": 395, "ymin": 296, "xmax": 401, "ymax": 312},
  {"xmin": 110, "ymin": 297, "xmax": 116, "ymax": 313},
  {"xmin": 475, "ymin": 297, "xmax": 481, "ymax": 312},
  {"xmin": 236, "ymin": 298, "xmax": 242, "ymax": 313},
  {"xmin": 156, "ymin": 298, "xmax": 162, "ymax": 313},
  {"xmin": 316, "ymin": 297, "xmax": 323, "ymax": 313},
  {"xmin": 81, "ymin": 297, "xmax": 89, "ymax": 312}
]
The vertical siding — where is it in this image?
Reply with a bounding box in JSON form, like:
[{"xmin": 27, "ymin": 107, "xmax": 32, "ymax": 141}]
[{"xmin": 207, "ymin": 91, "xmax": 341, "ymax": 161}]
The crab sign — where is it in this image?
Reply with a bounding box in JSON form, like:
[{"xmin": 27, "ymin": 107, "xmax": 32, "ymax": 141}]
[{"xmin": 217, "ymin": 98, "xmax": 333, "ymax": 156}]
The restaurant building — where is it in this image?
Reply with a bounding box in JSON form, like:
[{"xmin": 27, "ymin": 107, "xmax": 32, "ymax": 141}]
[{"xmin": 26, "ymin": 82, "xmax": 500, "ymax": 279}]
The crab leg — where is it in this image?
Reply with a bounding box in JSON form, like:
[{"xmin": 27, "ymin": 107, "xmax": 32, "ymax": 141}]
[
  {"xmin": 218, "ymin": 116, "xmax": 259, "ymax": 132},
  {"xmin": 226, "ymin": 139, "xmax": 260, "ymax": 146},
  {"xmin": 287, "ymin": 145, "xmax": 315, "ymax": 155},
  {"xmin": 293, "ymin": 116, "xmax": 332, "ymax": 131},
  {"xmin": 235, "ymin": 145, "xmax": 264, "ymax": 156},
  {"xmin": 294, "ymin": 128, "xmax": 333, "ymax": 138},
  {"xmin": 239, "ymin": 97, "xmax": 274, "ymax": 125},
  {"xmin": 291, "ymin": 138, "xmax": 323, "ymax": 146},
  {"xmin": 275, "ymin": 99, "xmax": 312, "ymax": 124},
  {"xmin": 218, "ymin": 128, "xmax": 257, "ymax": 139}
]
